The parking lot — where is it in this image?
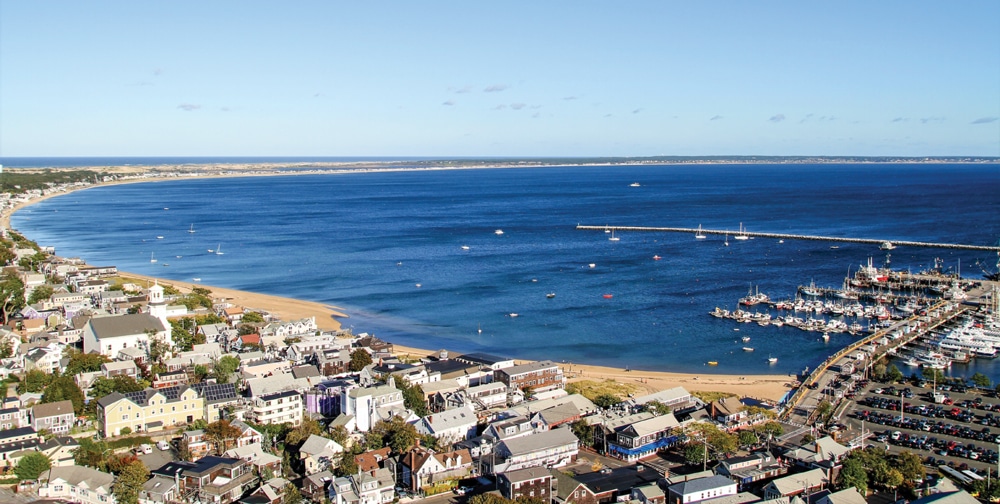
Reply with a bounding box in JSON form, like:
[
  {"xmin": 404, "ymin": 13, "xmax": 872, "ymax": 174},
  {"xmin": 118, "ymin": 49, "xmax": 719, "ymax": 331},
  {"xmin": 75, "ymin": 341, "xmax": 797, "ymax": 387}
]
[{"xmin": 843, "ymin": 377, "xmax": 1000, "ymax": 477}]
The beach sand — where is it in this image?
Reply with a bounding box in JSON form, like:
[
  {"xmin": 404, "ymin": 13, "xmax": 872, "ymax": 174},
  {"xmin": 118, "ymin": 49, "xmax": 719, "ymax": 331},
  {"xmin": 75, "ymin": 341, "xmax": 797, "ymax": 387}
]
[{"xmin": 2, "ymin": 169, "xmax": 795, "ymax": 403}]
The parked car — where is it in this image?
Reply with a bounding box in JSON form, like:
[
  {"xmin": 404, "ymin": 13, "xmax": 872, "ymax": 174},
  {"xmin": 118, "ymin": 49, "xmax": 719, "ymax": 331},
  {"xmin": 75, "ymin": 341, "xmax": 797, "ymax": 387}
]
[
  {"xmin": 137, "ymin": 444, "xmax": 153, "ymax": 455},
  {"xmin": 156, "ymin": 440, "xmax": 170, "ymax": 451}
]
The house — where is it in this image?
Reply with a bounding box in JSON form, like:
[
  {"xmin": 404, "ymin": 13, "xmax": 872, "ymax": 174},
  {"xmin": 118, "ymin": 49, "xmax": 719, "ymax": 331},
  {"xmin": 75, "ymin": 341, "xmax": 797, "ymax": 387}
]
[
  {"xmin": 465, "ymin": 382, "xmax": 508, "ymax": 410},
  {"xmin": 328, "ymin": 467, "xmax": 395, "ymax": 504},
  {"xmin": 0, "ymin": 404, "xmax": 29, "ymax": 430},
  {"xmin": 632, "ymin": 483, "xmax": 666, "ymax": 504},
  {"xmin": 711, "ymin": 397, "xmax": 747, "ymax": 426},
  {"xmin": 492, "ymin": 428, "xmax": 579, "ymax": 473},
  {"xmin": 82, "ymin": 313, "xmax": 168, "ymax": 357},
  {"xmin": 141, "ymin": 475, "xmax": 179, "ymax": 504},
  {"xmin": 549, "ymin": 469, "xmax": 600, "ymax": 504},
  {"xmin": 816, "ymin": 487, "xmax": 867, "ymax": 504},
  {"xmin": 302, "ymin": 470, "xmax": 335, "ymax": 503},
  {"xmin": 667, "ymin": 474, "xmax": 738, "ymax": 504},
  {"xmin": 483, "ymin": 414, "xmax": 537, "ymax": 442},
  {"xmin": 762, "ymin": 468, "xmax": 828, "ymax": 500},
  {"xmin": 299, "ymin": 434, "xmax": 345, "ymax": 475},
  {"xmin": 414, "ymin": 405, "xmax": 477, "ymax": 444},
  {"xmin": 456, "ymin": 352, "xmax": 516, "ymax": 373},
  {"xmin": 355, "ymin": 447, "xmax": 392, "ymax": 472},
  {"xmin": 24, "ymin": 344, "xmax": 62, "ymax": 374},
  {"xmin": 31, "ymin": 399, "xmax": 75, "ymax": 434},
  {"xmin": 151, "ymin": 456, "xmax": 256, "ymax": 504},
  {"xmin": 38, "ymin": 465, "xmax": 116, "ymax": 504},
  {"xmin": 783, "ymin": 437, "xmax": 852, "ymax": 468},
  {"xmin": 631, "ymin": 387, "xmax": 699, "ymax": 413},
  {"xmin": 182, "ymin": 429, "xmax": 211, "ymax": 460},
  {"xmin": 596, "ymin": 411, "xmax": 681, "ymax": 461},
  {"xmin": 342, "ymin": 382, "xmax": 406, "ymax": 432},
  {"xmin": 531, "ymin": 402, "xmax": 583, "ymax": 430},
  {"xmin": 192, "ymin": 382, "xmax": 241, "ymax": 423},
  {"xmin": 499, "ymin": 467, "xmax": 553, "ymax": 502},
  {"xmin": 0, "ymin": 427, "xmax": 41, "ymax": 463},
  {"xmin": 494, "ymin": 360, "xmax": 565, "ymax": 394},
  {"xmin": 225, "ymin": 443, "xmax": 283, "ymax": 475},
  {"xmin": 38, "ymin": 436, "xmax": 79, "ymax": 467},
  {"xmin": 715, "ymin": 452, "xmax": 788, "ymax": 488},
  {"xmin": 96, "ymin": 384, "xmax": 205, "ymax": 437},
  {"xmin": 102, "ymin": 359, "xmax": 139, "ymax": 378},
  {"xmin": 249, "ymin": 390, "xmax": 303, "ymax": 426},
  {"xmin": 399, "ymin": 447, "xmax": 473, "ymax": 491}
]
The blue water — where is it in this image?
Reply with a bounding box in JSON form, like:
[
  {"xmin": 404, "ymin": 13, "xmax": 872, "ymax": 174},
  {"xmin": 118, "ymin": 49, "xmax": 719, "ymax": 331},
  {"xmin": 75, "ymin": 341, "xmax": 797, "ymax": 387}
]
[{"xmin": 10, "ymin": 163, "xmax": 1000, "ymax": 378}]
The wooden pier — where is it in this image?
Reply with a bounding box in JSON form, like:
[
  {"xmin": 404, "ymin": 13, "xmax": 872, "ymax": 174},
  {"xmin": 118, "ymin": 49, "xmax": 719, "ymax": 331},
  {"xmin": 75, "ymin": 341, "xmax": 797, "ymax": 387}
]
[{"xmin": 576, "ymin": 225, "xmax": 1000, "ymax": 252}]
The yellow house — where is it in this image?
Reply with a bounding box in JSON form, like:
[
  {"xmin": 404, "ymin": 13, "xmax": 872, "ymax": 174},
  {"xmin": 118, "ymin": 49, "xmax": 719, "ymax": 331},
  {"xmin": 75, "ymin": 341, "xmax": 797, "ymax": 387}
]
[{"xmin": 97, "ymin": 385, "xmax": 205, "ymax": 437}]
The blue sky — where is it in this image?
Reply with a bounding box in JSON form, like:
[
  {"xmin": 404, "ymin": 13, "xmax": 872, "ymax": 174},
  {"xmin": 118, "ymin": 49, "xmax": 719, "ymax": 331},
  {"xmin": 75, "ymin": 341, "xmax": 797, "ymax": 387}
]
[{"xmin": 1, "ymin": 1, "xmax": 998, "ymax": 157}]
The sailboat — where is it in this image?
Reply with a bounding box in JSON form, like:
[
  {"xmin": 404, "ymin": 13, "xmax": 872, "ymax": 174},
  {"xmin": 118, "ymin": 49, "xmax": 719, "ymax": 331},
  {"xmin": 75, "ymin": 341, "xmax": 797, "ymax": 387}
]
[
  {"xmin": 695, "ymin": 224, "xmax": 706, "ymax": 240},
  {"xmin": 215, "ymin": 244, "xmax": 224, "ymax": 255},
  {"xmin": 724, "ymin": 232, "xmax": 729, "ymax": 247},
  {"xmin": 188, "ymin": 224, "xmax": 196, "ymax": 234},
  {"xmin": 734, "ymin": 222, "xmax": 749, "ymax": 240},
  {"xmin": 608, "ymin": 229, "xmax": 620, "ymax": 242},
  {"xmin": 150, "ymin": 252, "xmax": 157, "ymax": 263}
]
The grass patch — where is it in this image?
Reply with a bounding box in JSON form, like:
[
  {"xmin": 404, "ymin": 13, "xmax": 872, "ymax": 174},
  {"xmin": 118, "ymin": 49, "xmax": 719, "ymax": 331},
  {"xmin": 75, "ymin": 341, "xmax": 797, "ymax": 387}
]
[
  {"xmin": 691, "ymin": 390, "xmax": 738, "ymax": 403},
  {"xmin": 566, "ymin": 379, "xmax": 639, "ymax": 402}
]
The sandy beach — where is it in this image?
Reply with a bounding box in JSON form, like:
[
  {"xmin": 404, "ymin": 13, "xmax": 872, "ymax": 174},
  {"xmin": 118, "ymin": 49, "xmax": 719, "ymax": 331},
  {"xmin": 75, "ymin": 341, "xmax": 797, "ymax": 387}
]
[{"xmin": 2, "ymin": 167, "xmax": 795, "ymax": 402}]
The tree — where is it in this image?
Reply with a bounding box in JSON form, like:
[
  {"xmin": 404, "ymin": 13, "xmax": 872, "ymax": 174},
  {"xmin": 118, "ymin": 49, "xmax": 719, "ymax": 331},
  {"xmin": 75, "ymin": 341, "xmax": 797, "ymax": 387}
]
[
  {"xmin": 885, "ymin": 364, "xmax": 904, "ymax": 383},
  {"xmin": 63, "ymin": 350, "xmax": 110, "ymax": 375},
  {"xmin": 893, "ymin": 450, "xmax": 925, "ymax": 485},
  {"xmin": 369, "ymin": 416, "xmax": 418, "ymax": 455},
  {"xmin": 683, "ymin": 443, "xmax": 707, "ymax": 466},
  {"xmin": 570, "ymin": 420, "xmax": 595, "ymax": 448},
  {"xmin": 838, "ymin": 457, "xmax": 868, "ymax": 494},
  {"xmin": 873, "ymin": 362, "xmax": 887, "ymax": 380},
  {"xmin": 113, "ymin": 460, "xmax": 149, "ymax": 504},
  {"xmin": 14, "ymin": 452, "xmax": 51, "ymax": 481},
  {"xmin": 329, "ymin": 425, "xmax": 349, "ymax": 448},
  {"xmin": 42, "ymin": 376, "xmax": 86, "ymax": 414},
  {"xmin": 392, "ymin": 376, "xmax": 429, "ymax": 417},
  {"xmin": 285, "ymin": 418, "xmax": 324, "ymax": 447},
  {"xmin": 754, "ymin": 421, "xmax": 784, "ymax": 439},
  {"xmin": 18, "ymin": 368, "xmax": 53, "ymax": 393},
  {"xmin": 242, "ymin": 311, "xmax": 265, "ymax": 324},
  {"xmin": 593, "ymin": 393, "xmax": 621, "ymax": 409},
  {"xmin": 283, "ymin": 484, "xmax": 303, "ymax": 504},
  {"xmin": 0, "ymin": 271, "xmax": 25, "ymax": 324},
  {"xmin": 349, "ymin": 349, "xmax": 372, "ymax": 372},
  {"xmin": 193, "ymin": 364, "xmax": 209, "ymax": 382},
  {"xmin": 738, "ymin": 430, "xmax": 759, "ymax": 448},
  {"xmin": 468, "ymin": 495, "xmax": 510, "ymax": 504},
  {"xmin": 89, "ymin": 375, "xmax": 145, "ymax": 401},
  {"xmin": 801, "ymin": 433, "xmax": 815, "ymax": 444},
  {"xmin": 971, "ymin": 372, "xmax": 991, "ymax": 389},
  {"xmin": 204, "ymin": 419, "xmax": 243, "ymax": 455},
  {"xmin": 213, "ymin": 355, "xmax": 241, "ymax": 384},
  {"xmin": 27, "ymin": 284, "xmax": 54, "ymax": 305},
  {"xmin": 644, "ymin": 400, "xmax": 671, "ymax": 416},
  {"xmin": 334, "ymin": 449, "xmax": 358, "ymax": 477},
  {"xmin": 921, "ymin": 367, "xmax": 946, "ymax": 384}
]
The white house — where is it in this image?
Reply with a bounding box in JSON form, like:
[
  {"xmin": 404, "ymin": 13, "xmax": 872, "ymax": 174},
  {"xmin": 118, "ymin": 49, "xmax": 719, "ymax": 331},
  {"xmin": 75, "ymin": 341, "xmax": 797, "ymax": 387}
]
[
  {"xmin": 38, "ymin": 466, "xmax": 116, "ymax": 504},
  {"xmin": 414, "ymin": 405, "xmax": 477, "ymax": 444},
  {"xmin": 342, "ymin": 382, "xmax": 406, "ymax": 432},
  {"xmin": 299, "ymin": 434, "xmax": 345, "ymax": 475},
  {"xmin": 82, "ymin": 313, "xmax": 168, "ymax": 358},
  {"xmin": 328, "ymin": 468, "xmax": 395, "ymax": 504}
]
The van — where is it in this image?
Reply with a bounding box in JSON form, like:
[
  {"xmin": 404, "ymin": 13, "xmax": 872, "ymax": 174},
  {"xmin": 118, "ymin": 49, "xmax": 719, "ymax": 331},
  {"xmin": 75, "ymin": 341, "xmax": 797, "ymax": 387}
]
[
  {"xmin": 138, "ymin": 444, "xmax": 153, "ymax": 455},
  {"xmin": 156, "ymin": 440, "xmax": 170, "ymax": 451}
]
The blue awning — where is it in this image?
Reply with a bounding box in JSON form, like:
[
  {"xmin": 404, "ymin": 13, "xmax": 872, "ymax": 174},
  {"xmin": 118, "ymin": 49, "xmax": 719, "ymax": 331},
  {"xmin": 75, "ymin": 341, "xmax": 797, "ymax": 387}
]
[{"xmin": 608, "ymin": 435, "xmax": 679, "ymax": 456}]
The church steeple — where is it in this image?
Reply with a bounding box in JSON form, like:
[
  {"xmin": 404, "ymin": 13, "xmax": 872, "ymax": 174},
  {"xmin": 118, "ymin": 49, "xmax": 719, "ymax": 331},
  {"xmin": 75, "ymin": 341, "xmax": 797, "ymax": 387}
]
[{"xmin": 147, "ymin": 280, "xmax": 169, "ymax": 330}]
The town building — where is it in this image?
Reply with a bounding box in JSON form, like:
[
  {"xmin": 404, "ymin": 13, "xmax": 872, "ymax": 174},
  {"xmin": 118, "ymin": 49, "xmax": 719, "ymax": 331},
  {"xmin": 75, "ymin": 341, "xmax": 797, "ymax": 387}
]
[
  {"xmin": 31, "ymin": 399, "xmax": 75, "ymax": 434},
  {"xmin": 494, "ymin": 360, "xmax": 565, "ymax": 393},
  {"xmin": 499, "ymin": 467, "xmax": 553, "ymax": 502},
  {"xmin": 38, "ymin": 465, "xmax": 116, "ymax": 504}
]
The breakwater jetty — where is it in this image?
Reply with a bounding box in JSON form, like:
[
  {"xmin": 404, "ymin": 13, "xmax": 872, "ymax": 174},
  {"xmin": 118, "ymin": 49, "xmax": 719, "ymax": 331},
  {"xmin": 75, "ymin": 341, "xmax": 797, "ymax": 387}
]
[{"xmin": 576, "ymin": 225, "xmax": 1000, "ymax": 252}]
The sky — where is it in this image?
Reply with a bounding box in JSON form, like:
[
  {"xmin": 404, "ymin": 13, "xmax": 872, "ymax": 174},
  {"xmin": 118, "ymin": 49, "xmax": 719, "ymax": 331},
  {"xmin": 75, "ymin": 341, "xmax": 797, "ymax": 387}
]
[{"xmin": 1, "ymin": 1, "xmax": 998, "ymax": 158}]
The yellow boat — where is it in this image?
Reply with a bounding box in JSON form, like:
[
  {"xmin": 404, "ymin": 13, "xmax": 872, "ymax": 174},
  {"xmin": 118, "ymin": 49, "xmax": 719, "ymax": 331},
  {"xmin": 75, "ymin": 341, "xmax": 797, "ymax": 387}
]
[{"xmin": 707, "ymin": 361, "xmax": 718, "ymax": 366}]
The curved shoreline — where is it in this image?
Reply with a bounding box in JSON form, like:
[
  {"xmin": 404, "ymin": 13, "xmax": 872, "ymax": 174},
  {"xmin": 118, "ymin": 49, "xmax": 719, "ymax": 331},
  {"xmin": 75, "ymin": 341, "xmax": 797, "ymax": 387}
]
[{"xmin": 3, "ymin": 167, "xmax": 796, "ymax": 401}]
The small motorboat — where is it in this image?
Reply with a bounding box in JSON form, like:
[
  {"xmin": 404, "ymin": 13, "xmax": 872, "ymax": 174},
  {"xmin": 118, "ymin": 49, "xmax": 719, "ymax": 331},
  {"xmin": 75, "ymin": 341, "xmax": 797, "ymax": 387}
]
[
  {"xmin": 508, "ymin": 313, "xmax": 519, "ymax": 318},
  {"xmin": 192, "ymin": 278, "xmax": 201, "ymax": 282},
  {"xmin": 461, "ymin": 245, "xmax": 470, "ymax": 250},
  {"xmin": 495, "ymin": 229, "xmax": 504, "ymax": 235},
  {"xmin": 742, "ymin": 347, "xmax": 754, "ymax": 352},
  {"xmin": 629, "ymin": 182, "xmax": 641, "ymax": 187},
  {"xmin": 156, "ymin": 235, "xmax": 164, "ymax": 239},
  {"xmin": 707, "ymin": 361, "xmax": 718, "ymax": 366},
  {"xmin": 546, "ymin": 293, "xmax": 556, "ymax": 299},
  {"xmin": 653, "ymin": 255, "xmax": 662, "ymax": 260},
  {"xmin": 603, "ymin": 294, "xmax": 613, "ymax": 299},
  {"xmin": 415, "ymin": 283, "xmax": 422, "ymax": 288},
  {"xmin": 588, "ymin": 263, "xmax": 596, "ymax": 268}
]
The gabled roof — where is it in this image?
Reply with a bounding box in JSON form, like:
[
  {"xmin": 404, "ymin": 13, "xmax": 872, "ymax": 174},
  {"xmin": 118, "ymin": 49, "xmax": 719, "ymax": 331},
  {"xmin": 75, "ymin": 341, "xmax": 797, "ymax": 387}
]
[
  {"xmin": 633, "ymin": 386, "xmax": 692, "ymax": 405},
  {"xmin": 500, "ymin": 428, "xmax": 578, "ymax": 457},
  {"xmin": 457, "ymin": 352, "xmax": 512, "ymax": 366},
  {"xmin": 502, "ymin": 467, "xmax": 552, "ymax": 484},
  {"xmin": 626, "ymin": 413, "xmax": 680, "ymax": 437},
  {"xmin": 669, "ymin": 475, "xmax": 736, "ymax": 496},
  {"xmin": 355, "ymin": 447, "xmax": 391, "ymax": 472},
  {"xmin": 299, "ymin": 434, "xmax": 343, "ymax": 457},
  {"xmin": 818, "ymin": 487, "xmax": 867, "ymax": 504},
  {"xmin": 714, "ymin": 396, "xmax": 744, "ymax": 417},
  {"xmin": 767, "ymin": 468, "xmax": 827, "ymax": 496},
  {"xmin": 87, "ymin": 313, "xmax": 165, "ymax": 338},
  {"xmin": 44, "ymin": 465, "xmax": 114, "ymax": 492},
  {"xmin": 32, "ymin": 400, "xmax": 75, "ymax": 419},
  {"xmin": 422, "ymin": 405, "xmax": 476, "ymax": 432}
]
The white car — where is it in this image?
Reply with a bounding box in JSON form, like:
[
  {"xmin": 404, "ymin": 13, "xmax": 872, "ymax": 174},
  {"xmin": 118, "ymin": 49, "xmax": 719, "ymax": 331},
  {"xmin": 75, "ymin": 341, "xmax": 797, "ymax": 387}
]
[
  {"xmin": 156, "ymin": 440, "xmax": 170, "ymax": 451},
  {"xmin": 138, "ymin": 444, "xmax": 153, "ymax": 454}
]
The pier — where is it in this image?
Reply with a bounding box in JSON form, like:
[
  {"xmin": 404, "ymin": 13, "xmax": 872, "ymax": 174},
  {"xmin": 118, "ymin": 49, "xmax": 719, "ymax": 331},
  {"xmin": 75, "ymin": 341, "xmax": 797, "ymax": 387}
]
[{"xmin": 576, "ymin": 225, "xmax": 1000, "ymax": 252}]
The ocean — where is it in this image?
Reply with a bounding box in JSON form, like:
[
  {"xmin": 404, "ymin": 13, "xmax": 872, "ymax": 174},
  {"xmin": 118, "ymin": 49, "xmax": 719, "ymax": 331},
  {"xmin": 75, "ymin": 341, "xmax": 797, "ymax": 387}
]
[{"xmin": 8, "ymin": 161, "xmax": 1000, "ymax": 379}]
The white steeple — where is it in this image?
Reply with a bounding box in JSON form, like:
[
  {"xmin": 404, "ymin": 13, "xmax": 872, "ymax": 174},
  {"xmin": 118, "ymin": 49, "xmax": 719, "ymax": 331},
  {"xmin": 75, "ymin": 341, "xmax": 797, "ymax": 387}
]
[{"xmin": 147, "ymin": 280, "xmax": 169, "ymax": 330}]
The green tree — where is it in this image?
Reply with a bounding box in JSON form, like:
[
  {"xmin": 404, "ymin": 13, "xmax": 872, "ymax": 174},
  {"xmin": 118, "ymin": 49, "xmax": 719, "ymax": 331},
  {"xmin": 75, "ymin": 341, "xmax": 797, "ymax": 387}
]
[
  {"xmin": 41, "ymin": 376, "xmax": 86, "ymax": 414},
  {"xmin": 204, "ymin": 419, "xmax": 243, "ymax": 455},
  {"xmin": 838, "ymin": 457, "xmax": 868, "ymax": 494},
  {"xmin": 349, "ymin": 349, "xmax": 372, "ymax": 372},
  {"xmin": 738, "ymin": 430, "xmax": 759, "ymax": 448},
  {"xmin": 0, "ymin": 271, "xmax": 25, "ymax": 324},
  {"xmin": 283, "ymin": 484, "xmax": 303, "ymax": 504},
  {"xmin": 19, "ymin": 251, "xmax": 48, "ymax": 271},
  {"xmin": 753, "ymin": 421, "xmax": 784, "ymax": 439},
  {"xmin": 113, "ymin": 460, "xmax": 150, "ymax": 504},
  {"xmin": 63, "ymin": 350, "xmax": 110, "ymax": 375},
  {"xmin": 89, "ymin": 375, "xmax": 146, "ymax": 400},
  {"xmin": 334, "ymin": 449, "xmax": 358, "ymax": 477},
  {"xmin": 392, "ymin": 376, "xmax": 429, "ymax": 417},
  {"xmin": 468, "ymin": 495, "xmax": 510, "ymax": 504},
  {"xmin": 14, "ymin": 452, "xmax": 51, "ymax": 481},
  {"xmin": 801, "ymin": 433, "xmax": 815, "ymax": 444},
  {"xmin": 873, "ymin": 361, "xmax": 887, "ymax": 380},
  {"xmin": 593, "ymin": 393, "xmax": 621, "ymax": 409},
  {"xmin": 683, "ymin": 443, "xmax": 707, "ymax": 466},
  {"xmin": 369, "ymin": 416, "xmax": 418, "ymax": 455},
  {"xmin": 570, "ymin": 420, "xmax": 595, "ymax": 448},
  {"xmin": 213, "ymin": 355, "xmax": 241, "ymax": 384},
  {"xmin": 17, "ymin": 368, "xmax": 53, "ymax": 393},
  {"xmin": 921, "ymin": 367, "xmax": 946, "ymax": 383},
  {"xmin": 885, "ymin": 364, "xmax": 904, "ymax": 383},
  {"xmin": 893, "ymin": 450, "xmax": 925, "ymax": 485},
  {"xmin": 285, "ymin": 418, "xmax": 324, "ymax": 447},
  {"xmin": 74, "ymin": 438, "xmax": 111, "ymax": 470},
  {"xmin": 644, "ymin": 400, "xmax": 671, "ymax": 416},
  {"xmin": 971, "ymin": 372, "xmax": 991, "ymax": 389},
  {"xmin": 242, "ymin": 311, "xmax": 265, "ymax": 324},
  {"xmin": 0, "ymin": 337, "xmax": 13, "ymax": 358},
  {"xmin": 193, "ymin": 364, "xmax": 209, "ymax": 382},
  {"xmin": 329, "ymin": 425, "xmax": 349, "ymax": 448},
  {"xmin": 27, "ymin": 284, "xmax": 54, "ymax": 305}
]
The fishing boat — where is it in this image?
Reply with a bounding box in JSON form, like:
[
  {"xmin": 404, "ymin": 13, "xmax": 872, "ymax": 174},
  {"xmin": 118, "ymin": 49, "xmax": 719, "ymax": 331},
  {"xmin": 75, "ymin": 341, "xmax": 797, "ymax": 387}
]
[
  {"xmin": 608, "ymin": 229, "xmax": 620, "ymax": 242},
  {"xmin": 188, "ymin": 224, "xmax": 196, "ymax": 233},
  {"xmin": 149, "ymin": 252, "xmax": 157, "ymax": 263},
  {"xmin": 739, "ymin": 285, "xmax": 770, "ymax": 306},
  {"xmin": 546, "ymin": 293, "xmax": 556, "ymax": 299},
  {"xmin": 695, "ymin": 224, "xmax": 706, "ymax": 240},
  {"xmin": 214, "ymin": 244, "xmax": 224, "ymax": 255},
  {"xmin": 799, "ymin": 280, "xmax": 822, "ymax": 297},
  {"xmin": 495, "ymin": 229, "xmax": 504, "ymax": 235},
  {"xmin": 734, "ymin": 222, "xmax": 749, "ymax": 241}
]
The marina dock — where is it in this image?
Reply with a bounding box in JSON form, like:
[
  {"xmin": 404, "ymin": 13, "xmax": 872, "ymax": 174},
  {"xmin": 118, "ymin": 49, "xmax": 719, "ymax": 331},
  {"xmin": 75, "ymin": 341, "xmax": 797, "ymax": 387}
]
[{"xmin": 576, "ymin": 225, "xmax": 1000, "ymax": 252}]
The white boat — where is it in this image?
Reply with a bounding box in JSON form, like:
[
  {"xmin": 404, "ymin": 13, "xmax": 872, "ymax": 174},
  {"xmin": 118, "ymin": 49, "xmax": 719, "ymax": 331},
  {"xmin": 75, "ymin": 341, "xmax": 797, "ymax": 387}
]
[
  {"xmin": 609, "ymin": 229, "xmax": 620, "ymax": 242},
  {"xmin": 508, "ymin": 313, "xmax": 519, "ymax": 318},
  {"xmin": 494, "ymin": 229, "xmax": 504, "ymax": 235},
  {"xmin": 546, "ymin": 292, "xmax": 556, "ymax": 298},
  {"xmin": 588, "ymin": 263, "xmax": 596, "ymax": 268},
  {"xmin": 724, "ymin": 232, "xmax": 729, "ymax": 247},
  {"xmin": 188, "ymin": 224, "xmax": 196, "ymax": 234},
  {"xmin": 215, "ymin": 244, "xmax": 224, "ymax": 255},
  {"xmin": 768, "ymin": 356, "xmax": 778, "ymax": 364},
  {"xmin": 778, "ymin": 239, "xmax": 784, "ymax": 244},
  {"xmin": 880, "ymin": 241, "xmax": 896, "ymax": 250},
  {"xmin": 629, "ymin": 182, "xmax": 641, "ymax": 187},
  {"xmin": 149, "ymin": 252, "xmax": 157, "ymax": 263},
  {"xmin": 734, "ymin": 222, "xmax": 749, "ymax": 240},
  {"xmin": 695, "ymin": 224, "xmax": 706, "ymax": 240},
  {"xmin": 742, "ymin": 347, "xmax": 755, "ymax": 352},
  {"xmin": 192, "ymin": 277, "xmax": 201, "ymax": 282},
  {"xmin": 156, "ymin": 235, "xmax": 164, "ymax": 239},
  {"xmin": 461, "ymin": 245, "xmax": 470, "ymax": 250},
  {"xmin": 741, "ymin": 336, "xmax": 750, "ymax": 342},
  {"xmin": 415, "ymin": 283, "xmax": 422, "ymax": 288},
  {"xmin": 799, "ymin": 280, "xmax": 822, "ymax": 297}
]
